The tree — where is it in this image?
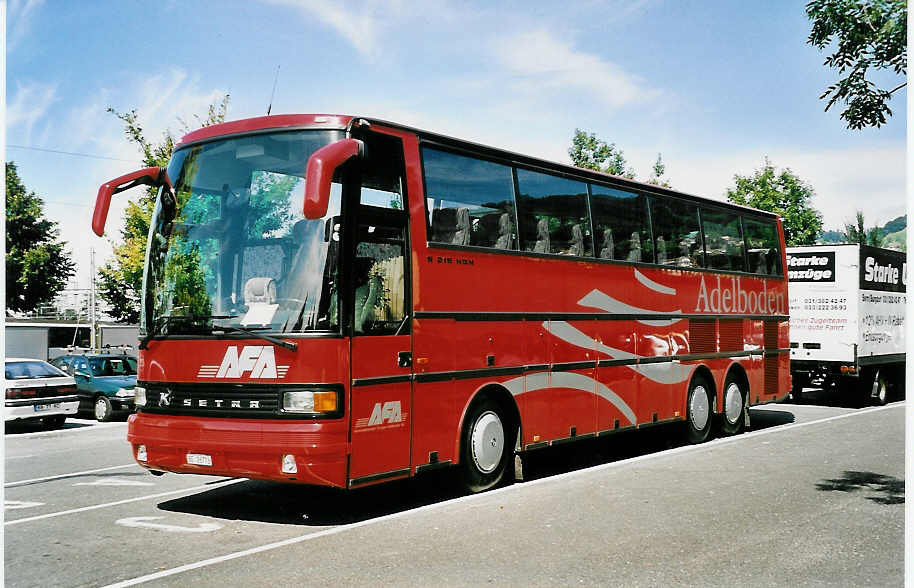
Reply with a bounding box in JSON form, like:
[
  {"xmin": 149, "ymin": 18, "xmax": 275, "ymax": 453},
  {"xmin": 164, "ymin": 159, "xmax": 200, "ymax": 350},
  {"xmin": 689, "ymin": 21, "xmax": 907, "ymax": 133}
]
[
  {"xmin": 6, "ymin": 162, "xmax": 76, "ymax": 313},
  {"xmin": 726, "ymin": 158, "xmax": 823, "ymax": 245},
  {"xmin": 806, "ymin": 0, "xmax": 907, "ymax": 129},
  {"xmin": 646, "ymin": 153, "xmax": 671, "ymax": 188},
  {"xmin": 568, "ymin": 129, "xmax": 635, "ymax": 179},
  {"xmin": 843, "ymin": 210, "xmax": 883, "ymax": 246},
  {"xmin": 97, "ymin": 96, "xmax": 230, "ymax": 322}
]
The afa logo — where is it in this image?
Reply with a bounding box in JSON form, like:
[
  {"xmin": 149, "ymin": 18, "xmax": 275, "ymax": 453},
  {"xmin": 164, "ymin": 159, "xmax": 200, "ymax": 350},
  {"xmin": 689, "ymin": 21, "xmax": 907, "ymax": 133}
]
[
  {"xmin": 368, "ymin": 401, "xmax": 403, "ymax": 425},
  {"xmin": 197, "ymin": 346, "xmax": 290, "ymax": 379}
]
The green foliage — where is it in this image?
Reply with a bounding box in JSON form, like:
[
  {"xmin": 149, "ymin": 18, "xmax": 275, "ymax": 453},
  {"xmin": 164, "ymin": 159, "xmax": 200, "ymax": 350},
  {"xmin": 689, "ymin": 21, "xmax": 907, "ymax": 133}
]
[
  {"xmin": 647, "ymin": 153, "xmax": 671, "ymax": 188},
  {"xmin": 726, "ymin": 158, "xmax": 823, "ymax": 246},
  {"xmin": 844, "ymin": 210, "xmax": 884, "ymax": 246},
  {"xmin": 806, "ymin": 0, "xmax": 907, "ymax": 129},
  {"xmin": 881, "ymin": 214, "xmax": 906, "ymax": 234},
  {"xmin": 568, "ymin": 129, "xmax": 635, "ymax": 179},
  {"xmin": 98, "ymin": 95, "xmax": 230, "ymax": 322},
  {"xmin": 5, "ymin": 162, "xmax": 76, "ymax": 313}
]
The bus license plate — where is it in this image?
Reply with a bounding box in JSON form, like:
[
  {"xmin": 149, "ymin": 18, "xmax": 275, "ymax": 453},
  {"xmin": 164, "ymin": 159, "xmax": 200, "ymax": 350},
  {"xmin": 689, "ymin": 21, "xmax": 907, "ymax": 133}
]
[
  {"xmin": 34, "ymin": 403, "xmax": 61, "ymax": 412},
  {"xmin": 186, "ymin": 453, "xmax": 212, "ymax": 467}
]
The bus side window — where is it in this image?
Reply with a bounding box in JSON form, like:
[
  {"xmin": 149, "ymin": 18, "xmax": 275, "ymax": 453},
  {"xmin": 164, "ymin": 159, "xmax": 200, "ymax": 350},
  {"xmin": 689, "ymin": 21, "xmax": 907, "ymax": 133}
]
[
  {"xmin": 650, "ymin": 197, "xmax": 702, "ymax": 268},
  {"xmin": 590, "ymin": 185, "xmax": 652, "ymax": 263},
  {"xmin": 701, "ymin": 208, "xmax": 746, "ymax": 272},
  {"xmin": 422, "ymin": 147, "xmax": 517, "ymax": 250},
  {"xmin": 743, "ymin": 217, "xmax": 782, "ymax": 276},
  {"xmin": 515, "ymin": 168, "xmax": 590, "ymax": 256}
]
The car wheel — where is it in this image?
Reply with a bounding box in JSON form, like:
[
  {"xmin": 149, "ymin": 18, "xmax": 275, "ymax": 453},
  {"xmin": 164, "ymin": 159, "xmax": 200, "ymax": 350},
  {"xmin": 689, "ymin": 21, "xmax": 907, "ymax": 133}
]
[
  {"xmin": 461, "ymin": 397, "xmax": 511, "ymax": 493},
  {"xmin": 718, "ymin": 376, "xmax": 747, "ymax": 436},
  {"xmin": 94, "ymin": 396, "xmax": 114, "ymax": 422},
  {"xmin": 42, "ymin": 415, "xmax": 66, "ymax": 430},
  {"xmin": 685, "ymin": 375, "xmax": 714, "ymax": 444}
]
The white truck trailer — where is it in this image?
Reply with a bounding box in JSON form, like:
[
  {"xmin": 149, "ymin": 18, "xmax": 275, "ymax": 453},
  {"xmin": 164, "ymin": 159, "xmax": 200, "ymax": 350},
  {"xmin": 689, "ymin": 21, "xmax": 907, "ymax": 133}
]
[{"xmin": 787, "ymin": 244, "xmax": 906, "ymax": 404}]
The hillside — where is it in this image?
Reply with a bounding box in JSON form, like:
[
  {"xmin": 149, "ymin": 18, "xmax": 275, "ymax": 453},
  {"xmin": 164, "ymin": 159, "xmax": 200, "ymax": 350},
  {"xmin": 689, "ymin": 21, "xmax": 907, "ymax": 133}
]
[{"xmin": 818, "ymin": 215, "xmax": 906, "ymax": 250}]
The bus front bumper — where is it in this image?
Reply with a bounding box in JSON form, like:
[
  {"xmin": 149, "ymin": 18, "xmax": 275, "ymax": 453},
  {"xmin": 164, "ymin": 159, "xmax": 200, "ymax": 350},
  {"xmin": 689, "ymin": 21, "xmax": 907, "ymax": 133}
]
[{"xmin": 127, "ymin": 413, "xmax": 349, "ymax": 487}]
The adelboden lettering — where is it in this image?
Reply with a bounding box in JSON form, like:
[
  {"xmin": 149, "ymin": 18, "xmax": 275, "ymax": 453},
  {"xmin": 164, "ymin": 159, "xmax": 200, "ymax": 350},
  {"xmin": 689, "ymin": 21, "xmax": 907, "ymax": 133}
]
[{"xmin": 695, "ymin": 275, "xmax": 785, "ymax": 314}]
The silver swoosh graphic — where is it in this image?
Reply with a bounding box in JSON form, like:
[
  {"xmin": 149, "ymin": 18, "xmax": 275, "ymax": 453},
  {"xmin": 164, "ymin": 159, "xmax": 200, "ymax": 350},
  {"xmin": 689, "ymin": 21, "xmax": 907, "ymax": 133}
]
[
  {"xmin": 503, "ymin": 372, "xmax": 636, "ymax": 425},
  {"xmin": 577, "ymin": 289, "xmax": 684, "ymax": 327}
]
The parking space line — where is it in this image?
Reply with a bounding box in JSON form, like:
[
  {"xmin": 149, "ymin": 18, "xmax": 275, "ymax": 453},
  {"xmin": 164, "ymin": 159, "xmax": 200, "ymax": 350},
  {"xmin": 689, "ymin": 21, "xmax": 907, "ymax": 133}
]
[
  {"xmin": 5, "ymin": 478, "xmax": 245, "ymax": 526},
  {"xmin": 102, "ymin": 402, "xmax": 904, "ymax": 587},
  {"xmin": 5, "ymin": 463, "xmax": 140, "ymax": 487}
]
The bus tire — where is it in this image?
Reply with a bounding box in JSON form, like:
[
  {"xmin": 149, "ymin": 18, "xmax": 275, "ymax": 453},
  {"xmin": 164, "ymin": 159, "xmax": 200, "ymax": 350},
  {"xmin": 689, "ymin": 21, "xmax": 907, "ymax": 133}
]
[
  {"xmin": 461, "ymin": 397, "xmax": 510, "ymax": 493},
  {"xmin": 719, "ymin": 375, "xmax": 746, "ymax": 436},
  {"xmin": 685, "ymin": 374, "xmax": 713, "ymax": 444}
]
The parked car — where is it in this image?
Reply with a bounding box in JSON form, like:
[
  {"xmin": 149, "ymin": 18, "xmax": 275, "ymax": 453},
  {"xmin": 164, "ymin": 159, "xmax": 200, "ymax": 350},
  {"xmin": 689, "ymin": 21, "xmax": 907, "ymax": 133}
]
[
  {"xmin": 5, "ymin": 358, "xmax": 80, "ymax": 429},
  {"xmin": 51, "ymin": 352, "xmax": 137, "ymax": 421}
]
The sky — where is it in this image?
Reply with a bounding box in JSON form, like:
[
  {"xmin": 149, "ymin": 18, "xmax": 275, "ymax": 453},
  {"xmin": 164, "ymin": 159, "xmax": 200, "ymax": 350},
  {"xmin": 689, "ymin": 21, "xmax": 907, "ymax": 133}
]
[{"xmin": 4, "ymin": 0, "xmax": 908, "ymax": 290}]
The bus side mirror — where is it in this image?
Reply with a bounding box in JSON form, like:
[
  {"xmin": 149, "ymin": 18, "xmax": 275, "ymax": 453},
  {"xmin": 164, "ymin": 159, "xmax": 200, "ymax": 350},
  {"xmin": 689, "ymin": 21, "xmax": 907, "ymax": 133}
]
[
  {"xmin": 93, "ymin": 167, "xmax": 167, "ymax": 236},
  {"xmin": 303, "ymin": 139, "xmax": 362, "ymax": 220}
]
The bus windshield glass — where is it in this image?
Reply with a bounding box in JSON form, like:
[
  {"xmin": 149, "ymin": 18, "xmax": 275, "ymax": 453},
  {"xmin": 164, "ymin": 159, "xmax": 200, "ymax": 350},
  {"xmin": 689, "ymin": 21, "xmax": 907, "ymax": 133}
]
[{"xmin": 143, "ymin": 129, "xmax": 344, "ymax": 337}]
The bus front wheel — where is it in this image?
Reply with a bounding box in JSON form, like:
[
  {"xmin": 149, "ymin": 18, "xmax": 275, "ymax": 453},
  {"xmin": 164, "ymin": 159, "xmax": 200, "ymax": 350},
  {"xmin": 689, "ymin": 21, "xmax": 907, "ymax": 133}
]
[
  {"xmin": 461, "ymin": 397, "xmax": 511, "ymax": 493},
  {"xmin": 685, "ymin": 375, "xmax": 714, "ymax": 444}
]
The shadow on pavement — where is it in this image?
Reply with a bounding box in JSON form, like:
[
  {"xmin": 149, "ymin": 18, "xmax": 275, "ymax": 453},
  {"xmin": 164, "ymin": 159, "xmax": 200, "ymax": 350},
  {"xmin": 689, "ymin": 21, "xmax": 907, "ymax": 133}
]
[
  {"xmin": 4, "ymin": 420, "xmax": 96, "ymax": 435},
  {"xmin": 816, "ymin": 471, "xmax": 905, "ymax": 505},
  {"xmin": 158, "ymin": 410, "xmax": 799, "ymax": 527}
]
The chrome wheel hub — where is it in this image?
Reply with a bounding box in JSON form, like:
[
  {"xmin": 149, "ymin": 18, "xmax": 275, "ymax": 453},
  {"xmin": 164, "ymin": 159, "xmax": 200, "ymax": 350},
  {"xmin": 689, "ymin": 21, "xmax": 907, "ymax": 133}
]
[
  {"xmin": 689, "ymin": 385, "xmax": 710, "ymax": 431},
  {"xmin": 95, "ymin": 399, "xmax": 107, "ymax": 420},
  {"xmin": 724, "ymin": 382, "xmax": 743, "ymax": 425},
  {"xmin": 471, "ymin": 411, "xmax": 504, "ymax": 473}
]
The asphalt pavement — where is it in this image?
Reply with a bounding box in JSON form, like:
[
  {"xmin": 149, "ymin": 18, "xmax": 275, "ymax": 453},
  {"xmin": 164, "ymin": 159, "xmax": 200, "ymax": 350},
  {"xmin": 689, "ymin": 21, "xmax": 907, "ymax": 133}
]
[{"xmin": 3, "ymin": 400, "xmax": 905, "ymax": 587}]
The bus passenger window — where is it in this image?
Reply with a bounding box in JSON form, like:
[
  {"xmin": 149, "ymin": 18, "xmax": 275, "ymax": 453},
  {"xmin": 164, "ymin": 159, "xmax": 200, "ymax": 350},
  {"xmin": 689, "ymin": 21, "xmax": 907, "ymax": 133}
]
[
  {"xmin": 590, "ymin": 185, "xmax": 652, "ymax": 263},
  {"xmin": 743, "ymin": 217, "xmax": 782, "ymax": 276},
  {"xmin": 422, "ymin": 147, "xmax": 517, "ymax": 250},
  {"xmin": 701, "ymin": 208, "xmax": 745, "ymax": 272},
  {"xmin": 515, "ymin": 169, "xmax": 591, "ymax": 256},
  {"xmin": 650, "ymin": 198, "xmax": 702, "ymax": 268}
]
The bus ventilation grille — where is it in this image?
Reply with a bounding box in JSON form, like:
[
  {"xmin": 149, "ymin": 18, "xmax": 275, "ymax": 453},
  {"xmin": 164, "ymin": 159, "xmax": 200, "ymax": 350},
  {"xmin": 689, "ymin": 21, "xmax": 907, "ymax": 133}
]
[
  {"xmin": 689, "ymin": 319, "xmax": 717, "ymax": 354},
  {"xmin": 718, "ymin": 319, "xmax": 743, "ymax": 352}
]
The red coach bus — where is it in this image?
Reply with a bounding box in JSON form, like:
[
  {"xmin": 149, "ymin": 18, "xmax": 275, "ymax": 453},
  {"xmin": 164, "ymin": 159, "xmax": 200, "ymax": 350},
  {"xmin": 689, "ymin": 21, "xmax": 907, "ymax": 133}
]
[{"xmin": 92, "ymin": 114, "xmax": 790, "ymax": 492}]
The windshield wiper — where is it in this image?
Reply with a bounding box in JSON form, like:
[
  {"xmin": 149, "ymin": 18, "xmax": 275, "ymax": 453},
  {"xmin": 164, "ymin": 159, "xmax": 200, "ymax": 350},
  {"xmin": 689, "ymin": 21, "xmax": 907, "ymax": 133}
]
[
  {"xmin": 210, "ymin": 324, "xmax": 298, "ymax": 352},
  {"xmin": 138, "ymin": 314, "xmax": 238, "ymax": 350}
]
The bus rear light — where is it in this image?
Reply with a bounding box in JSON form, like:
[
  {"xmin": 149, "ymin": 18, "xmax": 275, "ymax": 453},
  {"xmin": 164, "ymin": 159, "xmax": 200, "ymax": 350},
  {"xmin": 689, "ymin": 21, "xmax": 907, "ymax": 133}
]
[
  {"xmin": 136, "ymin": 445, "xmax": 148, "ymax": 462},
  {"xmin": 281, "ymin": 454, "xmax": 298, "ymax": 474},
  {"xmin": 282, "ymin": 390, "xmax": 338, "ymax": 414}
]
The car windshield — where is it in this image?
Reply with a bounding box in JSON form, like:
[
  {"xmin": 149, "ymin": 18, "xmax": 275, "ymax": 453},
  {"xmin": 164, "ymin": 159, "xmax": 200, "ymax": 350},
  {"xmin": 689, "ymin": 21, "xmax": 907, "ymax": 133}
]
[
  {"xmin": 5, "ymin": 361, "xmax": 65, "ymax": 380},
  {"xmin": 143, "ymin": 129, "xmax": 344, "ymax": 337},
  {"xmin": 88, "ymin": 357, "xmax": 137, "ymax": 377}
]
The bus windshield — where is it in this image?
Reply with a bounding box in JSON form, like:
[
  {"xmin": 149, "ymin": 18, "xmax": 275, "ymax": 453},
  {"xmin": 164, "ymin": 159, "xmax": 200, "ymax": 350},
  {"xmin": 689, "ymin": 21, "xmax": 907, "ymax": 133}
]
[{"xmin": 143, "ymin": 129, "xmax": 344, "ymax": 337}]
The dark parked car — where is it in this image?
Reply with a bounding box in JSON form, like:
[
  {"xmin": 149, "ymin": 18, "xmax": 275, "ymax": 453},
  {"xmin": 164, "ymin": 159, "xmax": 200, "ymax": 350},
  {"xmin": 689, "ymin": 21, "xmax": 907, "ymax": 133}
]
[{"xmin": 51, "ymin": 353, "xmax": 137, "ymax": 421}]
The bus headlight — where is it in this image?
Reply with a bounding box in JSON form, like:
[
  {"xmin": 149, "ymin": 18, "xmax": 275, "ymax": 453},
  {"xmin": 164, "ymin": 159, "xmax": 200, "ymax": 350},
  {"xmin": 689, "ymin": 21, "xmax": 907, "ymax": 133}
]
[
  {"xmin": 282, "ymin": 390, "xmax": 339, "ymax": 415},
  {"xmin": 134, "ymin": 386, "xmax": 147, "ymax": 407}
]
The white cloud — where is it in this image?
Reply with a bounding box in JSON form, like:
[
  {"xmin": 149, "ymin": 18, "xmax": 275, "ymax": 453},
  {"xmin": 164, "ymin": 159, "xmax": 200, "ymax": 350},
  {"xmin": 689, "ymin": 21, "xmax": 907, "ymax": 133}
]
[
  {"xmin": 7, "ymin": 0, "xmax": 45, "ymax": 51},
  {"xmin": 6, "ymin": 81, "xmax": 58, "ymax": 144},
  {"xmin": 493, "ymin": 29, "xmax": 655, "ymax": 110}
]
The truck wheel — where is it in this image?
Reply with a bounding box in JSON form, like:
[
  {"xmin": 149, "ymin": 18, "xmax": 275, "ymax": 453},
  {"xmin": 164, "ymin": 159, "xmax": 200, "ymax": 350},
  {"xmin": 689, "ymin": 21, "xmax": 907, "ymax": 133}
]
[
  {"xmin": 870, "ymin": 370, "xmax": 889, "ymax": 406},
  {"xmin": 461, "ymin": 397, "xmax": 511, "ymax": 493},
  {"xmin": 94, "ymin": 396, "xmax": 114, "ymax": 422},
  {"xmin": 790, "ymin": 375, "xmax": 806, "ymax": 403},
  {"xmin": 685, "ymin": 375, "xmax": 714, "ymax": 444},
  {"xmin": 719, "ymin": 376, "xmax": 747, "ymax": 436}
]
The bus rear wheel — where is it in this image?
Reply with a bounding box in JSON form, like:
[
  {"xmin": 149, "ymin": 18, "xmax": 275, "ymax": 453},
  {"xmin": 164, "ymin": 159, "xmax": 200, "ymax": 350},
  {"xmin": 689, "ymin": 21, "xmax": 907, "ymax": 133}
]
[
  {"xmin": 718, "ymin": 376, "xmax": 747, "ymax": 436},
  {"xmin": 461, "ymin": 397, "xmax": 511, "ymax": 493},
  {"xmin": 685, "ymin": 375, "xmax": 714, "ymax": 444}
]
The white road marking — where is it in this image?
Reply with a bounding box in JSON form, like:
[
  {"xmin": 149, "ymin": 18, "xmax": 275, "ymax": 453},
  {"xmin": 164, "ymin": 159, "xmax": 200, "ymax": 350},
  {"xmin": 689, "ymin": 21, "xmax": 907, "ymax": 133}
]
[
  {"xmin": 5, "ymin": 500, "xmax": 45, "ymax": 510},
  {"xmin": 4, "ymin": 478, "xmax": 245, "ymax": 526},
  {"xmin": 5, "ymin": 463, "xmax": 140, "ymax": 487},
  {"xmin": 74, "ymin": 478, "xmax": 155, "ymax": 487},
  {"xmin": 102, "ymin": 402, "xmax": 904, "ymax": 588},
  {"xmin": 116, "ymin": 516, "xmax": 223, "ymax": 533}
]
